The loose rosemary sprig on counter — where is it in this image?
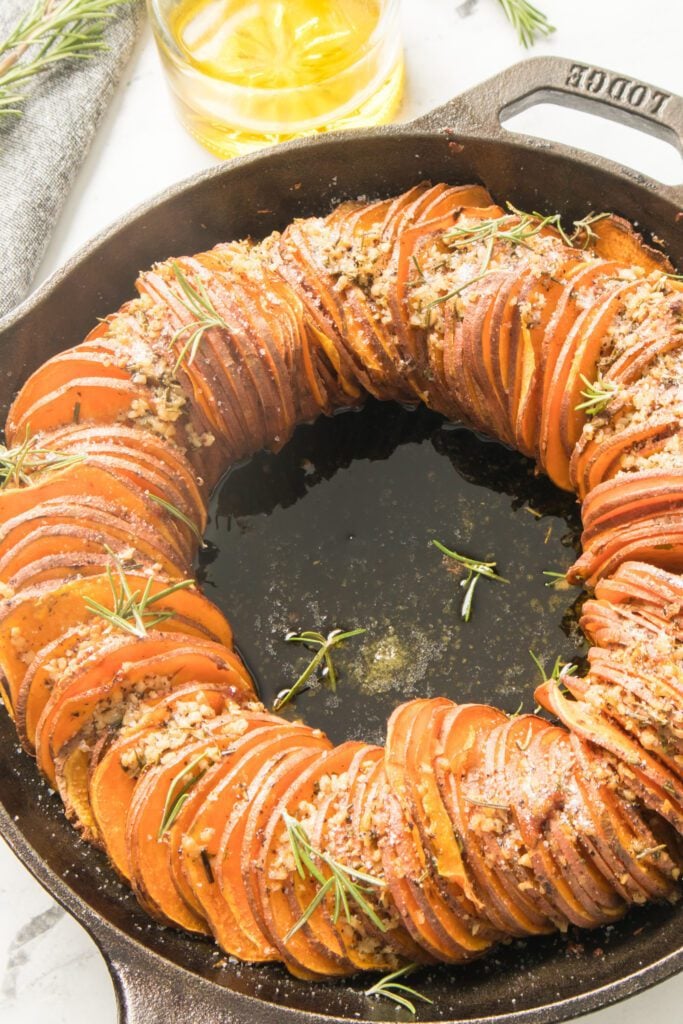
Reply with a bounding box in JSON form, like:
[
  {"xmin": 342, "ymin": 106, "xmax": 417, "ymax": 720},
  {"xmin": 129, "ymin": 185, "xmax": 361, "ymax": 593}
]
[
  {"xmin": 432, "ymin": 539, "xmax": 508, "ymax": 622},
  {"xmin": 170, "ymin": 262, "xmax": 229, "ymax": 370},
  {"xmin": 283, "ymin": 811, "xmax": 387, "ymax": 941},
  {"xmin": 0, "ymin": 429, "xmax": 85, "ymax": 489},
  {"xmin": 496, "ymin": 0, "xmax": 555, "ymax": 48},
  {"xmin": 273, "ymin": 627, "xmax": 366, "ymax": 711},
  {"xmin": 575, "ymin": 372, "xmax": 619, "ymax": 417},
  {"xmin": 83, "ymin": 548, "xmax": 194, "ymax": 637},
  {"xmin": 365, "ymin": 965, "xmax": 433, "ymax": 1016},
  {"xmin": 0, "ymin": 0, "xmax": 131, "ymax": 117}
]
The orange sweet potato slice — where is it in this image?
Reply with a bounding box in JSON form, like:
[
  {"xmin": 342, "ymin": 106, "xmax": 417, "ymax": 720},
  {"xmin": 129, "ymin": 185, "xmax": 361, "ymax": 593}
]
[
  {"xmin": 386, "ymin": 699, "xmax": 494, "ymax": 955},
  {"xmin": 208, "ymin": 725, "xmax": 329, "ymax": 962},
  {"xmin": 168, "ymin": 717, "xmax": 303, "ymax": 928},
  {"xmin": 36, "ymin": 635, "xmax": 252, "ymax": 786},
  {"xmin": 89, "ymin": 684, "xmax": 252, "ymax": 875},
  {"xmin": 535, "ymin": 681, "xmax": 683, "ymax": 834},
  {"xmin": 241, "ymin": 746, "xmax": 343, "ymax": 979},
  {"xmin": 8, "ymin": 572, "xmax": 234, "ymax": 737},
  {"xmin": 126, "ymin": 715, "xmax": 261, "ymax": 931},
  {"xmin": 254, "ymin": 742, "xmax": 374, "ymax": 977}
]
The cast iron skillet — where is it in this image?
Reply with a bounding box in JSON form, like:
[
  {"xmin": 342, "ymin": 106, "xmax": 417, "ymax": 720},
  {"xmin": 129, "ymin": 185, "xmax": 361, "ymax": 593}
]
[{"xmin": 0, "ymin": 56, "xmax": 682, "ymax": 1024}]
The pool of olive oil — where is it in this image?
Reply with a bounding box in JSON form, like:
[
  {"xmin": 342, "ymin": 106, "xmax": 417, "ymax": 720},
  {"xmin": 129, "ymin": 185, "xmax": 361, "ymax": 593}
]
[{"xmin": 153, "ymin": 0, "xmax": 404, "ymax": 157}]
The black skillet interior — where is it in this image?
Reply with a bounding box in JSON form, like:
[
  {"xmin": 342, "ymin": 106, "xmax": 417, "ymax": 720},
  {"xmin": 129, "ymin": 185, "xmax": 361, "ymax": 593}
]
[{"xmin": 0, "ymin": 57, "xmax": 682, "ymax": 1024}]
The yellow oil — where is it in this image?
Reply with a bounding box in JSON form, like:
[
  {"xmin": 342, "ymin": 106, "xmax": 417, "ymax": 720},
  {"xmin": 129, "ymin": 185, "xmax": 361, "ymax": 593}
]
[{"xmin": 151, "ymin": 0, "xmax": 404, "ymax": 158}]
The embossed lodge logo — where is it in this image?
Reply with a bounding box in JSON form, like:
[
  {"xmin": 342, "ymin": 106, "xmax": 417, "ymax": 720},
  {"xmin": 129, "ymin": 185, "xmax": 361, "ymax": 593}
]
[{"xmin": 565, "ymin": 63, "xmax": 670, "ymax": 117}]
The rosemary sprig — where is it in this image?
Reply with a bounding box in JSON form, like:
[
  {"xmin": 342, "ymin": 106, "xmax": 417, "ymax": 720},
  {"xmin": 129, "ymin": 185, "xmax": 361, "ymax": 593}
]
[
  {"xmin": 422, "ymin": 269, "xmax": 493, "ymax": 328},
  {"xmin": 158, "ymin": 751, "xmax": 208, "ymax": 838},
  {"xmin": 635, "ymin": 843, "xmax": 667, "ymax": 861},
  {"xmin": 529, "ymin": 649, "xmax": 577, "ymax": 684},
  {"xmin": 147, "ymin": 492, "xmax": 205, "ymax": 547},
  {"xmin": 83, "ymin": 548, "xmax": 194, "ymax": 637},
  {"xmin": 365, "ymin": 965, "xmax": 433, "ymax": 1016},
  {"xmin": 432, "ymin": 539, "xmax": 508, "ymax": 622},
  {"xmin": 542, "ymin": 569, "xmax": 568, "ymax": 588},
  {"xmin": 464, "ymin": 795, "xmax": 510, "ymax": 811},
  {"xmin": 570, "ymin": 211, "xmax": 610, "ymax": 248},
  {"xmin": 282, "ymin": 811, "xmax": 387, "ymax": 941},
  {"xmin": 273, "ymin": 628, "xmax": 366, "ymax": 711},
  {"xmin": 0, "ymin": 0, "xmax": 131, "ymax": 117},
  {"xmin": 445, "ymin": 205, "xmax": 569, "ymax": 254},
  {"xmin": 496, "ymin": 0, "xmax": 555, "ymax": 48},
  {"xmin": 575, "ymin": 372, "xmax": 619, "ymax": 417},
  {"xmin": 170, "ymin": 262, "xmax": 229, "ymax": 370},
  {"xmin": 0, "ymin": 428, "xmax": 85, "ymax": 489}
]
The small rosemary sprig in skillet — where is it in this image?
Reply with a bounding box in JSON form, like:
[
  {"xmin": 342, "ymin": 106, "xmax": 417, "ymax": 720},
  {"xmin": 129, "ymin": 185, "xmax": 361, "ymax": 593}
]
[
  {"xmin": 529, "ymin": 649, "xmax": 577, "ymax": 684},
  {"xmin": 170, "ymin": 262, "xmax": 229, "ymax": 371},
  {"xmin": 570, "ymin": 211, "xmax": 610, "ymax": 248},
  {"xmin": 148, "ymin": 492, "xmax": 205, "ymax": 547},
  {"xmin": 496, "ymin": 0, "xmax": 555, "ymax": 48},
  {"xmin": 445, "ymin": 205, "xmax": 570, "ymax": 253},
  {"xmin": 432, "ymin": 539, "xmax": 508, "ymax": 622},
  {"xmin": 365, "ymin": 964, "xmax": 433, "ymax": 1015},
  {"xmin": 158, "ymin": 751, "xmax": 208, "ymax": 837},
  {"xmin": 0, "ymin": 428, "xmax": 85, "ymax": 489},
  {"xmin": 542, "ymin": 569, "xmax": 569, "ymax": 588},
  {"xmin": 83, "ymin": 548, "xmax": 194, "ymax": 637},
  {"xmin": 0, "ymin": 0, "xmax": 131, "ymax": 117},
  {"xmin": 282, "ymin": 811, "xmax": 387, "ymax": 941},
  {"xmin": 273, "ymin": 628, "xmax": 366, "ymax": 711},
  {"xmin": 575, "ymin": 372, "xmax": 619, "ymax": 417}
]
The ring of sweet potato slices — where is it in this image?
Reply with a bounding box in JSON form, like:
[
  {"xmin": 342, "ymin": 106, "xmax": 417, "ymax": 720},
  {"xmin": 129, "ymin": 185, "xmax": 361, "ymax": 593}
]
[{"xmin": 1, "ymin": 183, "xmax": 683, "ymax": 988}]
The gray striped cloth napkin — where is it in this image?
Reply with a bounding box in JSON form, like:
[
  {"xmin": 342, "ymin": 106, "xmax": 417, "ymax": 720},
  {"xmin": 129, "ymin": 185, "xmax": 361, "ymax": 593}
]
[{"xmin": 0, "ymin": 0, "xmax": 144, "ymax": 320}]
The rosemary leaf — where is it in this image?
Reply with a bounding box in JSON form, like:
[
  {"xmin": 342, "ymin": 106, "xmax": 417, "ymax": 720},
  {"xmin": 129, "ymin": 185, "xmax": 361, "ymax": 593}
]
[
  {"xmin": 575, "ymin": 372, "xmax": 619, "ymax": 417},
  {"xmin": 365, "ymin": 965, "xmax": 433, "ymax": 1015},
  {"xmin": 496, "ymin": 0, "xmax": 555, "ymax": 48},
  {"xmin": 147, "ymin": 492, "xmax": 205, "ymax": 546},
  {"xmin": 432, "ymin": 539, "xmax": 507, "ymax": 622},
  {"xmin": 0, "ymin": 428, "xmax": 85, "ymax": 490},
  {"xmin": 282, "ymin": 811, "xmax": 386, "ymax": 941},
  {"xmin": 83, "ymin": 547, "xmax": 194, "ymax": 636},
  {"xmin": 274, "ymin": 628, "xmax": 366, "ymax": 711},
  {"xmin": 158, "ymin": 751, "xmax": 208, "ymax": 838},
  {"xmin": 0, "ymin": 0, "xmax": 132, "ymax": 117},
  {"xmin": 170, "ymin": 262, "xmax": 229, "ymax": 370}
]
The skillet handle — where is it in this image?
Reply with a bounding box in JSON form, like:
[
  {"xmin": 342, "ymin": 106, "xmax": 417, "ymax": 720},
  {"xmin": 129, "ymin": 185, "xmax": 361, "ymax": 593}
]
[
  {"xmin": 103, "ymin": 943, "xmax": 258, "ymax": 1024},
  {"xmin": 417, "ymin": 56, "xmax": 683, "ymax": 205}
]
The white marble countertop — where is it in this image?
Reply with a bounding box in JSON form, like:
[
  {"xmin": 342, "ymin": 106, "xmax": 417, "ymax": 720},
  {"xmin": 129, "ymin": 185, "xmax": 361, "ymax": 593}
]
[{"xmin": 1, "ymin": 0, "xmax": 682, "ymax": 1021}]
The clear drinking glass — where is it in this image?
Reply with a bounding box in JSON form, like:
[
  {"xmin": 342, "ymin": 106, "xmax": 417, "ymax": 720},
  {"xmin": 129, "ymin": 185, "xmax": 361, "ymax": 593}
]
[{"xmin": 147, "ymin": 0, "xmax": 404, "ymax": 159}]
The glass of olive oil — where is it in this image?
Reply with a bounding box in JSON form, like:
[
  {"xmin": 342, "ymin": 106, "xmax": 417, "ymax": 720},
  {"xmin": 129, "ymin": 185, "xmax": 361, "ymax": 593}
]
[{"xmin": 147, "ymin": 0, "xmax": 404, "ymax": 158}]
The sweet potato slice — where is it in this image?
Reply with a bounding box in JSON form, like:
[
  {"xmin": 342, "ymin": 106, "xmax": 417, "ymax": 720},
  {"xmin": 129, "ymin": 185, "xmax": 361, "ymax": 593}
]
[
  {"xmin": 569, "ymin": 733, "xmax": 681, "ymax": 902},
  {"xmin": 126, "ymin": 714, "xmax": 263, "ymax": 931},
  {"xmin": 535, "ymin": 681, "xmax": 683, "ymax": 833},
  {"xmin": 89, "ymin": 683, "xmax": 250, "ymax": 874},
  {"xmin": 36, "ymin": 634, "xmax": 252, "ymax": 786},
  {"xmin": 169, "ymin": 717, "xmax": 303, "ymax": 927},
  {"xmin": 588, "ymin": 215, "xmax": 673, "ymax": 274},
  {"xmin": 209, "ymin": 725, "xmax": 330, "ymax": 962},
  {"xmin": 437, "ymin": 703, "xmax": 554, "ymax": 936},
  {"xmin": 309, "ymin": 743, "xmax": 402, "ymax": 971},
  {"xmin": 386, "ymin": 699, "xmax": 494, "ymax": 954},
  {"xmin": 8, "ymin": 572, "xmax": 234, "ymax": 736},
  {"xmin": 0, "ymin": 462, "xmax": 192, "ymax": 566},
  {"xmin": 241, "ymin": 746, "xmax": 344, "ymax": 979},
  {"xmin": 252, "ymin": 742, "xmax": 374, "ymax": 977}
]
